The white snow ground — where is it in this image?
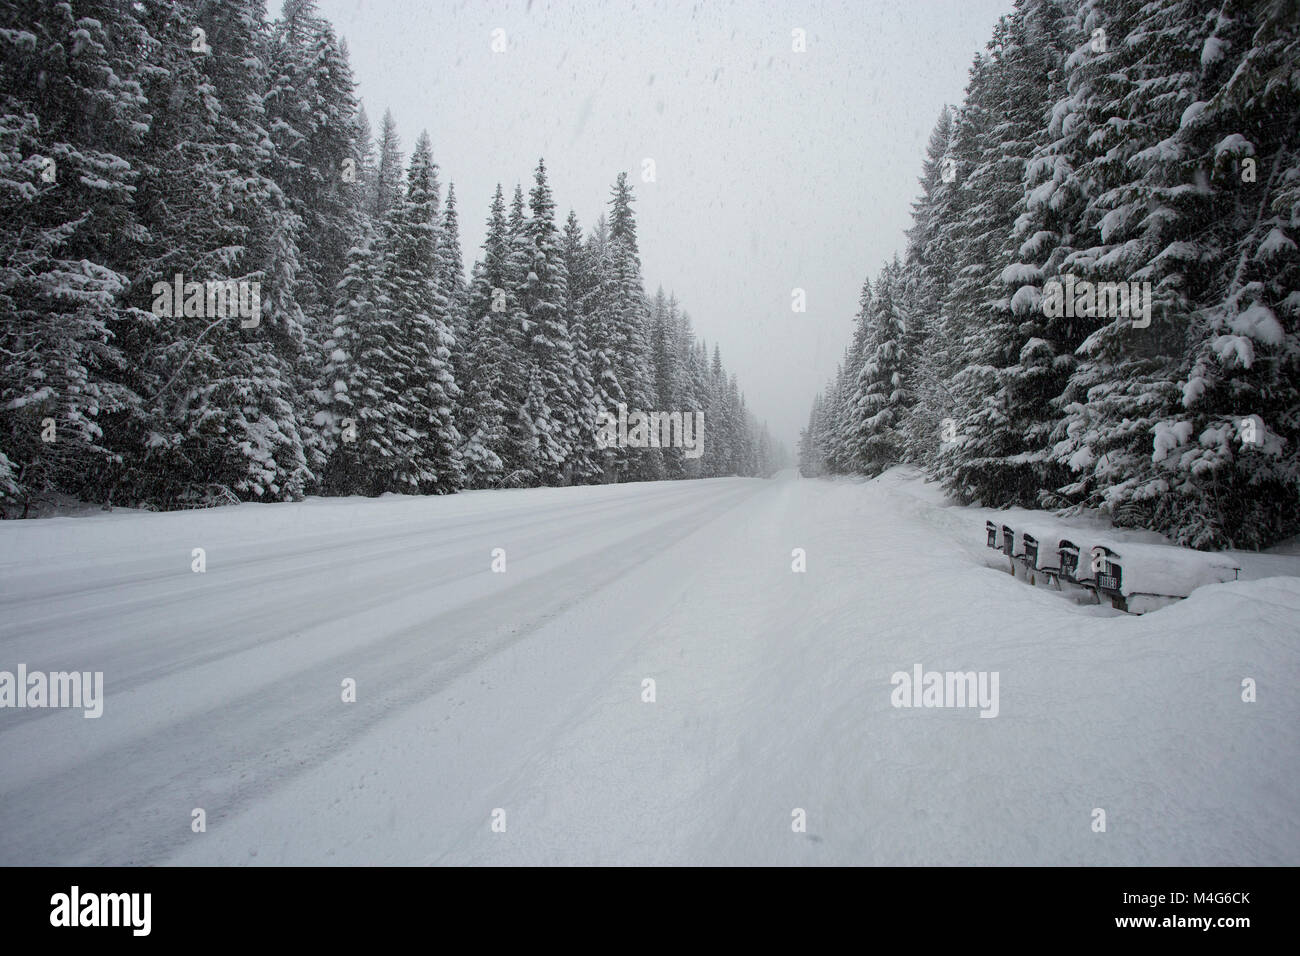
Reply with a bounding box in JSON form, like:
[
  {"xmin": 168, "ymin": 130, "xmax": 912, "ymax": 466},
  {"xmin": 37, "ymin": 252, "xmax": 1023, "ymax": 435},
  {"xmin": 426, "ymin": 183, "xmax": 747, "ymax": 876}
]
[{"xmin": 1, "ymin": 469, "xmax": 1296, "ymax": 866}]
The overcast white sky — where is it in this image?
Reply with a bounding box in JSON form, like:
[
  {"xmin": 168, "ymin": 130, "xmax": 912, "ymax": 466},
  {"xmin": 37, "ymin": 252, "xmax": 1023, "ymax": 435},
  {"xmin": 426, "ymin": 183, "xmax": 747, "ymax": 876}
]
[{"xmin": 317, "ymin": 0, "xmax": 1012, "ymax": 447}]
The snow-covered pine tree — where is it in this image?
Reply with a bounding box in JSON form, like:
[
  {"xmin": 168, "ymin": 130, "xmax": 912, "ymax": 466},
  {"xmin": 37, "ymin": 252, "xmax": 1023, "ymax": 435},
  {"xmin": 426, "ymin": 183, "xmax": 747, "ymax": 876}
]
[
  {"xmin": 318, "ymin": 220, "xmax": 408, "ymax": 494},
  {"xmin": 265, "ymin": 1, "xmax": 365, "ymax": 483},
  {"xmin": 561, "ymin": 209, "xmax": 602, "ymax": 483},
  {"xmin": 500, "ymin": 182, "xmax": 540, "ymax": 484},
  {"xmin": 684, "ymin": 338, "xmax": 712, "ymax": 478},
  {"xmin": 583, "ymin": 214, "xmax": 627, "ymax": 481},
  {"xmin": 130, "ymin": 0, "xmax": 312, "ymax": 506},
  {"xmin": 265, "ymin": 0, "xmax": 360, "ymax": 321},
  {"xmin": 729, "ymin": 375, "xmax": 753, "ymax": 476},
  {"xmin": 704, "ymin": 344, "xmax": 736, "ymax": 476},
  {"xmin": 521, "ymin": 159, "xmax": 575, "ymax": 484},
  {"xmin": 0, "ymin": 0, "xmax": 147, "ymax": 514},
  {"xmin": 800, "ymin": 390, "xmax": 832, "ymax": 476},
  {"xmin": 927, "ymin": 38, "xmax": 1020, "ymax": 500},
  {"xmin": 440, "ymin": 182, "xmax": 469, "ymax": 395},
  {"xmin": 649, "ymin": 288, "xmax": 686, "ymax": 479},
  {"xmin": 833, "ymin": 278, "xmax": 874, "ymax": 474},
  {"xmin": 903, "ymin": 107, "xmax": 958, "ymax": 469},
  {"xmin": 370, "ymin": 108, "xmax": 403, "ymax": 224},
  {"xmin": 672, "ymin": 303, "xmax": 704, "ymax": 479},
  {"xmin": 938, "ymin": 4, "xmax": 1067, "ymax": 505},
  {"xmin": 373, "ymin": 131, "xmax": 462, "ymax": 493},
  {"xmin": 1034, "ymin": 0, "xmax": 1214, "ymax": 530},
  {"xmin": 818, "ymin": 357, "xmax": 846, "ymax": 475},
  {"xmin": 797, "ymin": 396, "xmax": 824, "ymax": 477},
  {"xmin": 606, "ymin": 172, "xmax": 662, "ymax": 481},
  {"xmin": 905, "ymin": 106, "xmax": 957, "ymax": 281},
  {"xmin": 852, "ymin": 259, "xmax": 917, "ymax": 475},
  {"xmin": 458, "ymin": 185, "xmax": 514, "ymax": 488},
  {"xmin": 354, "ymin": 101, "xmax": 375, "ymax": 208}
]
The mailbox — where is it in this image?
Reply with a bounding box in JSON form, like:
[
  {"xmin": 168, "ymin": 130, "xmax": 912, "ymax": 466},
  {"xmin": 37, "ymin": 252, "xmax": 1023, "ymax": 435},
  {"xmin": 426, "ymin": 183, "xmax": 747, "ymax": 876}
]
[
  {"xmin": 1058, "ymin": 540, "xmax": 1080, "ymax": 581},
  {"xmin": 1091, "ymin": 546, "xmax": 1123, "ymax": 593},
  {"xmin": 1022, "ymin": 533, "xmax": 1039, "ymax": 569}
]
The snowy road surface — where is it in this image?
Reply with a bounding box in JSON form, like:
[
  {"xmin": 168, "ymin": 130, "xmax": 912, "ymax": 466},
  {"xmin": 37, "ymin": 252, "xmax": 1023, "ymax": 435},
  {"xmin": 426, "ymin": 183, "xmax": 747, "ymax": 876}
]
[{"xmin": 1, "ymin": 471, "xmax": 1297, "ymax": 865}]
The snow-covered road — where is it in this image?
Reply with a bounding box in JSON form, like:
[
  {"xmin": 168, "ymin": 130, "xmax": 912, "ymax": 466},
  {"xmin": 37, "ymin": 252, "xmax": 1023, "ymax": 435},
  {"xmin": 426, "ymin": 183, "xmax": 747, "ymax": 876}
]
[{"xmin": 1, "ymin": 472, "xmax": 1297, "ymax": 865}]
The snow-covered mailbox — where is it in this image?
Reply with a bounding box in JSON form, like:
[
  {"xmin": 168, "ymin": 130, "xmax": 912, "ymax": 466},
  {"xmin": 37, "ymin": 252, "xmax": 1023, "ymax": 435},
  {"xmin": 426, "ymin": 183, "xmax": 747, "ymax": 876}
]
[
  {"xmin": 1056, "ymin": 539, "xmax": 1081, "ymax": 585},
  {"xmin": 985, "ymin": 521, "xmax": 1020, "ymax": 574},
  {"xmin": 1016, "ymin": 525, "xmax": 1063, "ymax": 587},
  {"xmin": 1019, "ymin": 532, "xmax": 1039, "ymax": 570},
  {"xmin": 1078, "ymin": 545, "xmax": 1123, "ymax": 604}
]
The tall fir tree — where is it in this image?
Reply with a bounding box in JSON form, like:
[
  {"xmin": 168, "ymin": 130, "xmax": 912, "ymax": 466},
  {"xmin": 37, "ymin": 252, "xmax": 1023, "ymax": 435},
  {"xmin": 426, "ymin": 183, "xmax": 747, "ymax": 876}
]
[
  {"xmin": 606, "ymin": 172, "xmax": 661, "ymax": 480},
  {"xmin": 561, "ymin": 209, "xmax": 601, "ymax": 483},
  {"xmin": 458, "ymin": 185, "xmax": 514, "ymax": 487},
  {"xmin": 521, "ymin": 159, "xmax": 575, "ymax": 484},
  {"xmin": 370, "ymin": 108, "xmax": 403, "ymax": 223},
  {"xmin": 0, "ymin": 0, "xmax": 148, "ymax": 512},
  {"xmin": 373, "ymin": 131, "xmax": 461, "ymax": 493}
]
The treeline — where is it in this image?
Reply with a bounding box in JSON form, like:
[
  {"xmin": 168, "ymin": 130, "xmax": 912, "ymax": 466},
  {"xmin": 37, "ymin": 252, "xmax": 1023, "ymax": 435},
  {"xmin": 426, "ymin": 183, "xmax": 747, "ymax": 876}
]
[
  {"xmin": 800, "ymin": 0, "xmax": 1298, "ymax": 550},
  {"xmin": 0, "ymin": 0, "xmax": 783, "ymax": 516}
]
